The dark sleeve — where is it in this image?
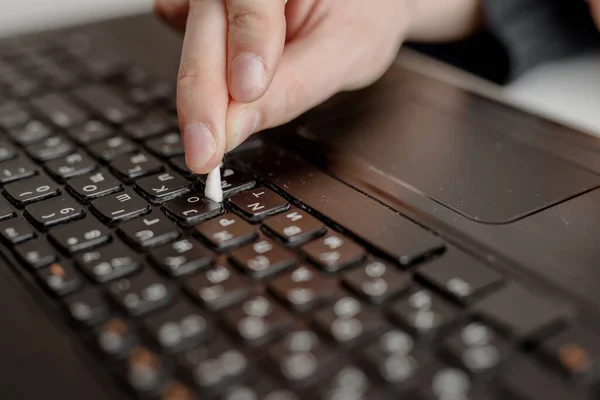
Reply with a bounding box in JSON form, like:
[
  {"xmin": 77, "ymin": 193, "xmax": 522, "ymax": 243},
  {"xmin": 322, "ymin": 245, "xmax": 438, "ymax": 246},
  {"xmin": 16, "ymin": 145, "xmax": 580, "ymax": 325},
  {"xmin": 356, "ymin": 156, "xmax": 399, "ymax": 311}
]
[{"xmin": 407, "ymin": 0, "xmax": 600, "ymax": 84}]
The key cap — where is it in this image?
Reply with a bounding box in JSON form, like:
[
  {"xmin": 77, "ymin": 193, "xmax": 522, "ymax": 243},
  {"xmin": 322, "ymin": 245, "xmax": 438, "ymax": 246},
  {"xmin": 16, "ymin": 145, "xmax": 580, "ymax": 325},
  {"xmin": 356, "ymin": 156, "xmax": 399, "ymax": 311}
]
[
  {"xmin": 163, "ymin": 193, "xmax": 223, "ymax": 226},
  {"xmin": 146, "ymin": 131, "xmax": 184, "ymax": 158},
  {"xmin": 313, "ymin": 296, "xmax": 385, "ymax": 348},
  {"xmin": 499, "ymin": 356, "xmax": 572, "ymax": 400},
  {"xmin": 0, "ymin": 102, "xmax": 31, "ymax": 129},
  {"xmin": 135, "ymin": 171, "xmax": 191, "ymax": 204},
  {"xmin": 4, "ymin": 175, "xmax": 60, "ymax": 206},
  {"xmin": 45, "ymin": 151, "xmax": 97, "ymax": 181},
  {"xmin": 76, "ymin": 241, "xmax": 140, "ymax": 283},
  {"xmin": 91, "ymin": 189, "xmax": 150, "ymax": 224},
  {"xmin": 198, "ymin": 166, "xmax": 255, "ymax": 198},
  {"xmin": 67, "ymin": 170, "xmax": 122, "ymax": 201},
  {"xmin": 302, "ymin": 233, "xmax": 365, "ymax": 273},
  {"xmin": 417, "ymin": 365, "xmax": 477, "ymax": 400},
  {"xmin": 315, "ymin": 366, "xmax": 385, "ymax": 400},
  {"xmin": 343, "ymin": 260, "xmax": 410, "ymax": 304},
  {"xmin": 123, "ymin": 109, "xmax": 176, "ymax": 140},
  {"xmin": 443, "ymin": 321, "xmax": 508, "ymax": 375},
  {"xmin": 144, "ymin": 300, "xmax": 212, "ymax": 353},
  {"xmin": 63, "ymin": 287, "xmax": 109, "ymax": 327},
  {"xmin": 389, "ymin": 288, "xmax": 458, "ymax": 339},
  {"xmin": 0, "ymin": 158, "xmax": 37, "ymax": 183},
  {"xmin": 24, "ymin": 196, "xmax": 84, "ymax": 228},
  {"xmin": 224, "ymin": 295, "xmax": 292, "ymax": 346},
  {"xmin": 0, "ymin": 217, "xmax": 36, "ymax": 244},
  {"xmin": 96, "ymin": 317, "xmax": 138, "ymax": 360},
  {"xmin": 14, "ymin": 239, "xmax": 58, "ymax": 269},
  {"xmin": 169, "ymin": 155, "xmax": 196, "ymax": 177},
  {"xmin": 128, "ymin": 82, "xmax": 171, "ymax": 105},
  {"xmin": 195, "ymin": 213, "xmax": 257, "ymax": 249},
  {"xmin": 230, "ymin": 187, "xmax": 289, "ymax": 221},
  {"xmin": 473, "ymin": 283, "xmax": 574, "ymax": 340},
  {"xmin": 25, "ymin": 134, "xmax": 74, "ymax": 161},
  {"xmin": 267, "ymin": 330, "xmax": 339, "ymax": 387},
  {"xmin": 110, "ymin": 151, "xmax": 163, "ymax": 182},
  {"xmin": 108, "ymin": 269, "xmax": 176, "ymax": 317},
  {"xmin": 73, "ymin": 84, "xmax": 139, "ymax": 124},
  {"xmin": 68, "ymin": 120, "xmax": 113, "ymax": 144},
  {"xmin": 539, "ymin": 324, "xmax": 600, "ymax": 382},
  {"xmin": 118, "ymin": 210, "xmax": 180, "ymax": 249},
  {"xmin": 185, "ymin": 263, "xmax": 252, "ymax": 311},
  {"xmin": 0, "ymin": 140, "xmax": 16, "ymax": 163},
  {"xmin": 37, "ymin": 261, "xmax": 82, "ymax": 296},
  {"xmin": 88, "ymin": 136, "xmax": 138, "ymax": 162},
  {"xmin": 220, "ymin": 379, "xmax": 299, "ymax": 400},
  {"xmin": 230, "ymin": 238, "xmax": 296, "ymax": 279},
  {"xmin": 49, "ymin": 218, "xmax": 111, "ymax": 253},
  {"xmin": 263, "ymin": 208, "xmax": 325, "ymax": 245},
  {"xmin": 8, "ymin": 120, "xmax": 51, "ymax": 145},
  {"xmin": 125, "ymin": 346, "xmax": 168, "ymax": 397},
  {"xmin": 150, "ymin": 238, "xmax": 214, "ymax": 277},
  {"xmin": 0, "ymin": 197, "xmax": 16, "ymax": 221},
  {"xmin": 269, "ymin": 265, "xmax": 337, "ymax": 312},
  {"xmin": 416, "ymin": 250, "xmax": 504, "ymax": 305},
  {"xmin": 30, "ymin": 93, "xmax": 89, "ymax": 128}
]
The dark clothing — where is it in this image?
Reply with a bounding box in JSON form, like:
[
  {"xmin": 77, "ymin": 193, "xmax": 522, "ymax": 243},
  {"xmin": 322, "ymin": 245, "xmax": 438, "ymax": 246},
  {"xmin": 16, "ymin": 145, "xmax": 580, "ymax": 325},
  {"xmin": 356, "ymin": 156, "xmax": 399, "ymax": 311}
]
[{"xmin": 409, "ymin": 0, "xmax": 600, "ymax": 84}]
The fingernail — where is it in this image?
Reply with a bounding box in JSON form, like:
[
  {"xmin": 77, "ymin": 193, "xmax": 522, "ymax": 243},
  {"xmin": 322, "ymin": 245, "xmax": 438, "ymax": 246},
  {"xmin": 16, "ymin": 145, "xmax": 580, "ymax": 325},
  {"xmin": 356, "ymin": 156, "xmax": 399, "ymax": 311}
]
[
  {"xmin": 183, "ymin": 123, "xmax": 217, "ymax": 172},
  {"xmin": 230, "ymin": 108, "xmax": 260, "ymax": 151},
  {"xmin": 231, "ymin": 53, "xmax": 267, "ymax": 101}
]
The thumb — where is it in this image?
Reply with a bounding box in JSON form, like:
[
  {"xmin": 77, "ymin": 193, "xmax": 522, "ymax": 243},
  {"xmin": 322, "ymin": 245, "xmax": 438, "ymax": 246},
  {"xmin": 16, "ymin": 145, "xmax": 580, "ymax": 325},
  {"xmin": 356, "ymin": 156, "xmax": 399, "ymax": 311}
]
[{"xmin": 589, "ymin": 0, "xmax": 600, "ymax": 28}]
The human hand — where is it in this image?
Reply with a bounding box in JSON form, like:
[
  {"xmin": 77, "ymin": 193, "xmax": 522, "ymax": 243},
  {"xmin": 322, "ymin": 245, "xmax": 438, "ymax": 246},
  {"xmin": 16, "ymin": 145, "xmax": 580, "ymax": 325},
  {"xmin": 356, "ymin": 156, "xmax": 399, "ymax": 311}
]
[
  {"xmin": 154, "ymin": 0, "xmax": 481, "ymax": 174},
  {"xmin": 589, "ymin": 0, "xmax": 600, "ymax": 27}
]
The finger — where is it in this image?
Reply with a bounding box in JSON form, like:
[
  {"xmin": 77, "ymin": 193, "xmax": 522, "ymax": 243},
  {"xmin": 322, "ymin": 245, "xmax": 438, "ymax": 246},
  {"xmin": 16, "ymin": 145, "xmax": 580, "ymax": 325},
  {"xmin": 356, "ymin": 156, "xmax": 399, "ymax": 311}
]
[
  {"xmin": 154, "ymin": 0, "xmax": 189, "ymax": 32},
  {"xmin": 589, "ymin": 0, "xmax": 600, "ymax": 28},
  {"xmin": 178, "ymin": 0, "xmax": 229, "ymax": 173},
  {"xmin": 226, "ymin": 0, "xmax": 287, "ymax": 103}
]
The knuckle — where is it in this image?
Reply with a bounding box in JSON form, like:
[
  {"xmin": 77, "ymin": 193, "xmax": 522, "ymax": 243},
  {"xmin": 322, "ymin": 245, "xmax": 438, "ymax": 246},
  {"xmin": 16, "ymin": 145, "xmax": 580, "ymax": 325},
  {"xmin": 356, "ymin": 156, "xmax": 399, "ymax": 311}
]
[
  {"xmin": 228, "ymin": 6, "xmax": 270, "ymax": 31},
  {"xmin": 177, "ymin": 61, "xmax": 202, "ymax": 88}
]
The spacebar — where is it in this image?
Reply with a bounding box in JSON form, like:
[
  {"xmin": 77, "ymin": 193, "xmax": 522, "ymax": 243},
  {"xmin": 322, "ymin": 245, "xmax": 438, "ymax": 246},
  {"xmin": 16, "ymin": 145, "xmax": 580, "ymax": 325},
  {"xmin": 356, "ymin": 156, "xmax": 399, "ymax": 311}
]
[{"xmin": 237, "ymin": 145, "xmax": 444, "ymax": 265}]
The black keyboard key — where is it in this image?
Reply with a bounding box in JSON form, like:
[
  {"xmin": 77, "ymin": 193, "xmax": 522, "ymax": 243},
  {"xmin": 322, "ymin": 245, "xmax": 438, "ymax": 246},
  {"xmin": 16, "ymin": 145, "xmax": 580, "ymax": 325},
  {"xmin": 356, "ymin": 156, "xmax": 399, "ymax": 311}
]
[
  {"xmin": 8, "ymin": 120, "xmax": 51, "ymax": 145},
  {"xmin": 0, "ymin": 217, "xmax": 36, "ymax": 244},
  {"xmin": 0, "ymin": 102, "xmax": 31, "ymax": 129},
  {"xmin": 185, "ymin": 263, "xmax": 252, "ymax": 311},
  {"xmin": 473, "ymin": 283, "xmax": 574, "ymax": 340},
  {"xmin": 500, "ymin": 356, "xmax": 572, "ymax": 400},
  {"xmin": 76, "ymin": 241, "xmax": 140, "ymax": 283},
  {"xmin": 389, "ymin": 288, "xmax": 458, "ymax": 339},
  {"xmin": 195, "ymin": 213, "xmax": 257, "ymax": 249},
  {"xmin": 14, "ymin": 239, "xmax": 58, "ymax": 269},
  {"xmin": 118, "ymin": 210, "xmax": 180, "ymax": 248},
  {"xmin": 302, "ymin": 233, "xmax": 365, "ymax": 273},
  {"xmin": 416, "ymin": 365, "xmax": 477, "ymax": 400},
  {"xmin": 163, "ymin": 193, "xmax": 223, "ymax": 226},
  {"xmin": 0, "ymin": 140, "xmax": 16, "ymax": 163},
  {"xmin": 169, "ymin": 155, "xmax": 196, "ymax": 177},
  {"xmin": 315, "ymin": 366, "xmax": 385, "ymax": 400},
  {"xmin": 4, "ymin": 175, "xmax": 60, "ymax": 206},
  {"xmin": 0, "ymin": 197, "xmax": 16, "ymax": 221},
  {"xmin": 150, "ymin": 238, "xmax": 213, "ymax": 277},
  {"xmin": 267, "ymin": 330, "xmax": 338, "ymax": 386},
  {"xmin": 96, "ymin": 317, "xmax": 138, "ymax": 360},
  {"xmin": 125, "ymin": 347, "xmax": 168, "ymax": 396},
  {"xmin": 73, "ymin": 84, "xmax": 139, "ymax": 124},
  {"xmin": 24, "ymin": 196, "xmax": 84, "ymax": 228},
  {"xmin": 110, "ymin": 151, "xmax": 163, "ymax": 182},
  {"xmin": 91, "ymin": 189, "xmax": 150, "ymax": 224},
  {"xmin": 269, "ymin": 265, "xmax": 337, "ymax": 312},
  {"xmin": 135, "ymin": 171, "xmax": 191, "ymax": 204},
  {"xmin": 68, "ymin": 120, "xmax": 113, "ymax": 144},
  {"xmin": 313, "ymin": 296, "xmax": 385, "ymax": 347},
  {"xmin": 220, "ymin": 379, "xmax": 299, "ymax": 400},
  {"xmin": 224, "ymin": 295, "xmax": 292, "ymax": 346},
  {"xmin": 45, "ymin": 151, "xmax": 97, "ymax": 181},
  {"xmin": 539, "ymin": 324, "xmax": 600, "ymax": 382},
  {"xmin": 263, "ymin": 208, "xmax": 325, "ymax": 245},
  {"xmin": 230, "ymin": 187, "xmax": 289, "ymax": 221},
  {"xmin": 198, "ymin": 166, "xmax": 255, "ymax": 197},
  {"xmin": 30, "ymin": 93, "xmax": 89, "ymax": 128},
  {"xmin": 25, "ymin": 134, "xmax": 74, "ymax": 161},
  {"xmin": 108, "ymin": 269, "xmax": 176, "ymax": 317},
  {"xmin": 37, "ymin": 261, "xmax": 82, "ymax": 296},
  {"xmin": 63, "ymin": 287, "xmax": 109, "ymax": 327},
  {"xmin": 124, "ymin": 109, "xmax": 176, "ymax": 140},
  {"xmin": 343, "ymin": 260, "xmax": 410, "ymax": 304},
  {"xmin": 50, "ymin": 218, "xmax": 111, "ymax": 253},
  {"xmin": 144, "ymin": 300, "xmax": 212, "ymax": 353},
  {"xmin": 67, "ymin": 170, "xmax": 122, "ymax": 201},
  {"xmin": 146, "ymin": 131, "xmax": 184, "ymax": 158},
  {"xmin": 0, "ymin": 158, "xmax": 37, "ymax": 183},
  {"xmin": 416, "ymin": 251, "xmax": 504, "ymax": 305},
  {"xmin": 230, "ymin": 238, "xmax": 296, "ymax": 279},
  {"xmin": 89, "ymin": 136, "xmax": 137, "ymax": 161}
]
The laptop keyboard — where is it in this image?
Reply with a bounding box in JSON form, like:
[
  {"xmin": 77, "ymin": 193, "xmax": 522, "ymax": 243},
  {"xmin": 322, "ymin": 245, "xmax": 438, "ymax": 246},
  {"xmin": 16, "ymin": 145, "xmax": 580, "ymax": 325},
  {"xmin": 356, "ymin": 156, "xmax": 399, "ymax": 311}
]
[{"xmin": 0, "ymin": 31, "xmax": 598, "ymax": 400}]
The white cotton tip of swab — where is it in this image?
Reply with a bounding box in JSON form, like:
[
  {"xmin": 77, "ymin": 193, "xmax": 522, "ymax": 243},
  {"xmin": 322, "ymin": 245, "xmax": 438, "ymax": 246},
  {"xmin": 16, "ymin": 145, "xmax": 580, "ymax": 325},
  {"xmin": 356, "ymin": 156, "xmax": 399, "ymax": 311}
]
[{"xmin": 205, "ymin": 164, "xmax": 223, "ymax": 203}]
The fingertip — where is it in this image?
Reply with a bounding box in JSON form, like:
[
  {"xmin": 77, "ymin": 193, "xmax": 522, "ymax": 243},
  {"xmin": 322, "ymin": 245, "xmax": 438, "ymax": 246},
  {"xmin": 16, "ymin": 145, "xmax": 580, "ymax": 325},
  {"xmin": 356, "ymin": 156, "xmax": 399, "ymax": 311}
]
[
  {"xmin": 183, "ymin": 122, "xmax": 222, "ymax": 174},
  {"xmin": 226, "ymin": 106, "xmax": 262, "ymax": 152},
  {"xmin": 229, "ymin": 52, "xmax": 269, "ymax": 103}
]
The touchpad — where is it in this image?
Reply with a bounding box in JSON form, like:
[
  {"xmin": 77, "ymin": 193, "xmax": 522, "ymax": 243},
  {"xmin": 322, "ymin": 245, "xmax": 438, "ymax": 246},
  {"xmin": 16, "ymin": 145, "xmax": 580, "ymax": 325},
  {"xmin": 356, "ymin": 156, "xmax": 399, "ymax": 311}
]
[{"xmin": 299, "ymin": 80, "xmax": 600, "ymax": 224}]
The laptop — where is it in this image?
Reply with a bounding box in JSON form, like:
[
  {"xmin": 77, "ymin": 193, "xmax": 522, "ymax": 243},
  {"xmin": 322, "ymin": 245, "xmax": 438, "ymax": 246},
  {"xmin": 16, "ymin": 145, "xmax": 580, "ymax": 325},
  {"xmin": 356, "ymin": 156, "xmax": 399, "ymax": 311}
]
[{"xmin": 0, "ymin": 12, "xmax": 598, "ymax": 400}]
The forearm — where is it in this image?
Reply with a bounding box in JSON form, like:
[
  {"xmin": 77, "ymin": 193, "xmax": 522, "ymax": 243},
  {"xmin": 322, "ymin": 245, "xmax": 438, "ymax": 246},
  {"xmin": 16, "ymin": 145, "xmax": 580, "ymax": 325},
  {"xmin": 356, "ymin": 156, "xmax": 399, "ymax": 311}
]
[{"xmin": 406, "ymin": 0, "xmax": 482, "ymax": 42}]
